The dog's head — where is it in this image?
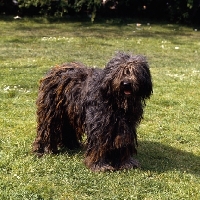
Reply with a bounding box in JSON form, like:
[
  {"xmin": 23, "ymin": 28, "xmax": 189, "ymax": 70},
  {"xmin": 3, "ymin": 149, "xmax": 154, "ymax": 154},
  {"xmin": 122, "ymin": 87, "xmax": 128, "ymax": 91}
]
[{"xmin": 102, "ymin": 52, "xmax": 153, "ymax": 100}]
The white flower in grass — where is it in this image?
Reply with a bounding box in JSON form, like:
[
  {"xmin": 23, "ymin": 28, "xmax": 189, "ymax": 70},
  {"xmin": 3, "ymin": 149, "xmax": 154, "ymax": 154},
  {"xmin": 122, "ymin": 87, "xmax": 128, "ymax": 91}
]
[
  {"xmin": 13, "ymin": 174, "xmax": 20, "ymax": 179},
  {"xmin": 4, "ymin": 86, "xmax": 10, "ymax": 91},
  {"xmin": 193, "ymin": 70, "xmax": 200, "ymax": 73},
  {"xmin": 41, "ymin": 37, "xmax": 48, "ymax": 41},
  {"xmin": 166, "ymin": 73, "xmax": 185, "ymax": 80}
]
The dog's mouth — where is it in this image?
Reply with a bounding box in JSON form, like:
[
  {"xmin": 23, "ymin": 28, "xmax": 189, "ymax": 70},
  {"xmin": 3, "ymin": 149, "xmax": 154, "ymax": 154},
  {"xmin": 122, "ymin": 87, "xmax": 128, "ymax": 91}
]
[
  {"xmin": 124, "ymin": 90, "xmax": 132, "ymax": 95},
  {"xmin": 122, "ymin": 82, "xmax": 132, "ymax": 96}
]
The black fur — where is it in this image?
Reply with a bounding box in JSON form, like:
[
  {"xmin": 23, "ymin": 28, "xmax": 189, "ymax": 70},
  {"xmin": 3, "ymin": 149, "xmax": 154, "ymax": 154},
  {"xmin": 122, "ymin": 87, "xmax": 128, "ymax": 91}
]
[{"xmin": 33, "ymin": 52, "xmax": 153, "ymax": 172}]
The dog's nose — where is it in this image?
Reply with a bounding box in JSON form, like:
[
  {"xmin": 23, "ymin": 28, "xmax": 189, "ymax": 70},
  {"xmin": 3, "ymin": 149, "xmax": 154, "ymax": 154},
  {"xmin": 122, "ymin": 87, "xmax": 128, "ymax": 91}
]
[
  {"xmin": 123, "ymin": 82, "xmax": 131, "ymax": 87},
  {"xmin": 122, "ymin": 82, "xmax": 132, "ymax": 95}
]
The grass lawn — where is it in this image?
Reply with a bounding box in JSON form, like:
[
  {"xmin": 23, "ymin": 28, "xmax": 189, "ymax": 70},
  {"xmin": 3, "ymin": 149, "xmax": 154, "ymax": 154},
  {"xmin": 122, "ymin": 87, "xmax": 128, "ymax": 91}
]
[{"xmin": 0, "ymin": 16, "xmax": 199, "ymax": 199}]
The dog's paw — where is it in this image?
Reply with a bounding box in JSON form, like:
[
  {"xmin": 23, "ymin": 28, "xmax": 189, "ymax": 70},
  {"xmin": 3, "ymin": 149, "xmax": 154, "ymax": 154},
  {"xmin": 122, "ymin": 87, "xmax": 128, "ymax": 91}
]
[
  {"xmin": 90, "ymin": 163, "xmax": 115, "ymax": 172},
  {"xmin": 119, "ymin": 158, "xmax": 140, "ymax": 170}
]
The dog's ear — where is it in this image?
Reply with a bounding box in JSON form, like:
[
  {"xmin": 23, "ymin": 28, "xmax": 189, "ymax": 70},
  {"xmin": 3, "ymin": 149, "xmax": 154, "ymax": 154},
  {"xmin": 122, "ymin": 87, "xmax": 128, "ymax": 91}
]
[
  {"xmin": 100, "ymin": 80, "xmax": 112, "ymax": 97},
  {"xmin": 139, "ymin": 64, "xmax": 153, "ymax": 99}
]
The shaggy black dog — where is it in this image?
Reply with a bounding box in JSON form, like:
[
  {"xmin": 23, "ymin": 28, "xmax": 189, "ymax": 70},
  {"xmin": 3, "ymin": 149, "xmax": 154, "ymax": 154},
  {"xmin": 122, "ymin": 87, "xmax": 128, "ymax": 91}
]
[{"xmin": 33, "ymin": 52, "xmax": 153, "ymax": 172}]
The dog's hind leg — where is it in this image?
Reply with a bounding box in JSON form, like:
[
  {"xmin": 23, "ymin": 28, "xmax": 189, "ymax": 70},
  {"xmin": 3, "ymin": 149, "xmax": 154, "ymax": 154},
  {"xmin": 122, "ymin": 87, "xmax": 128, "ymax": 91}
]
[
  {"xmin": 32, "ymin": 116, "xmax": 61, "ymax": 155},
  {"xmin": 33, "ymin": 113, "xmax": 82, "ymax": 155}
]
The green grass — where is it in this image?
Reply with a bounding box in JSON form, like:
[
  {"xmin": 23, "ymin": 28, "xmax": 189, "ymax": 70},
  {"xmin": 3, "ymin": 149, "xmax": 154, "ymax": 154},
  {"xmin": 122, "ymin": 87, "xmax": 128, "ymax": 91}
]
[{"xmin": 0, "ymin": 16, "xmax": 200, "ymax": 200}]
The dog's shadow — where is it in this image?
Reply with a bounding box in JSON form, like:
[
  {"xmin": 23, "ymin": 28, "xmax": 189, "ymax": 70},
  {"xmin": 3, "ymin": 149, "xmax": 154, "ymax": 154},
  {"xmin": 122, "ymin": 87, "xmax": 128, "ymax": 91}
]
[
  {"xmin": 57, "ymin": 141, "xmax": 200, "ymax": 175},
  {"xmin": 138, "ymin": 140, "xmax": 200, "ymax": 175}
]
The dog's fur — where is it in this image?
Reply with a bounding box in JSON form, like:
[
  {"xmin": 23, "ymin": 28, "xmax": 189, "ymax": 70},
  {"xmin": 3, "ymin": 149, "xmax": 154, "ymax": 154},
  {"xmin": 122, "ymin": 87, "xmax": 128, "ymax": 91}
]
[{"xmin": 33, "ymin": 52, "xmax": 153, "ymax": 172}]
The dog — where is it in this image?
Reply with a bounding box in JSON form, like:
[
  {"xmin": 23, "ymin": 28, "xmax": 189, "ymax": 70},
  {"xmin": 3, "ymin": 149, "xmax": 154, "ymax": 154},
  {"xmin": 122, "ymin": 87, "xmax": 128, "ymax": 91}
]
[{"xmin": 33, "ymin": 52, "xmax": 153, "ymax": 172}]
